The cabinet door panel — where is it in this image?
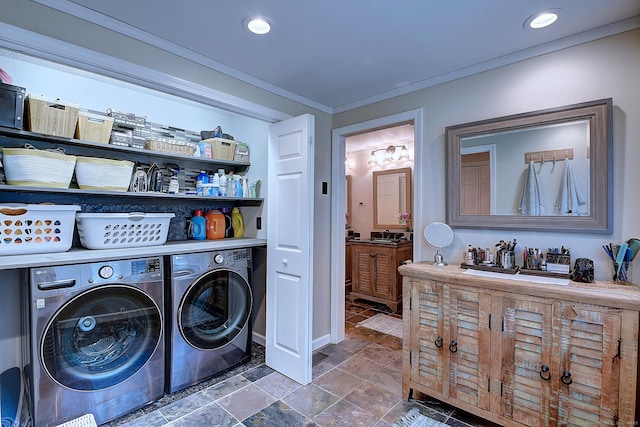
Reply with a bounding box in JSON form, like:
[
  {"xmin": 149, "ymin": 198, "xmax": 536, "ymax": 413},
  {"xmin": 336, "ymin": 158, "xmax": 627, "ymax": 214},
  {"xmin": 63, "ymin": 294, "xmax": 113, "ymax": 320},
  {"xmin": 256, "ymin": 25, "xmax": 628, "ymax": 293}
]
[
  {"xmin": 373, "ymin": 251, "xmax": 393, "ymax": 299},
  {"xmin": 500, "ymin": 298, "xmax": 554, "ymax": 427},
  {"xmin": 558, "ymin": 305, "xmax": 621, "ymax": 427},
  {"xmin": 353, "ymin": 248, "xmax": 374, "ymax": 294},
  {"xmin": 448, "ymin": 288, "xmax": 491, "ymax": 410},
  {"xmin": 410, "ymin": 279, "xmax": 446, "ymax": 395}
]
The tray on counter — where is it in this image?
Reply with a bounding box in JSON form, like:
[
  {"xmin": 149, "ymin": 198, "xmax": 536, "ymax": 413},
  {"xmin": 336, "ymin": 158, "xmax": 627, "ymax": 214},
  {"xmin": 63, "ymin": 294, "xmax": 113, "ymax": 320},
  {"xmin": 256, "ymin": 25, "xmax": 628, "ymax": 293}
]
[
  {"xmin": 460, "ymin": 263, "xmax": 518, "ymax": 274},
  {"xmin": 460, "ymin": 263, "xmax": 570, "ymax": 279}
]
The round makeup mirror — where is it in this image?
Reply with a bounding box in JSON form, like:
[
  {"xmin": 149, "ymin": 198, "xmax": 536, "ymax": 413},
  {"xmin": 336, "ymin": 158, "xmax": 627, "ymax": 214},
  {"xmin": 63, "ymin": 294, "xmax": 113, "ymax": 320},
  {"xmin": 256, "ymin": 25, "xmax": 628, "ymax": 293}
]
[{"xmin": 424, "ymin": 222, "xmax": 454, "ymax": 266}]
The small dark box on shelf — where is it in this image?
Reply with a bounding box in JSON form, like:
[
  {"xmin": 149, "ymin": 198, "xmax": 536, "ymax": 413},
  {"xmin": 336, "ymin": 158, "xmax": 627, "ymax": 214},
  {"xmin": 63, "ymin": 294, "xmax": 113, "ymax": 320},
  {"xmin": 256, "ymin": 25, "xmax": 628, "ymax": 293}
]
[{"xmin": 0, "ymin": 82, "xmax": 26, "ymax": 129}]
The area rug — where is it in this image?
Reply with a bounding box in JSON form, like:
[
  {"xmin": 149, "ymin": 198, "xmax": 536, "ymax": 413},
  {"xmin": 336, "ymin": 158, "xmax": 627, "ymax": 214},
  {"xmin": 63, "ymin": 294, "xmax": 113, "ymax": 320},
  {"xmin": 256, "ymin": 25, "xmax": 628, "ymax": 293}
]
[
  {"xmin": 393, "ymin": 408, "xmax": 448, "ymax": 427},
  {"xmin": 356, "ymin": 313, "xmax": 403, "ymax": 338}
]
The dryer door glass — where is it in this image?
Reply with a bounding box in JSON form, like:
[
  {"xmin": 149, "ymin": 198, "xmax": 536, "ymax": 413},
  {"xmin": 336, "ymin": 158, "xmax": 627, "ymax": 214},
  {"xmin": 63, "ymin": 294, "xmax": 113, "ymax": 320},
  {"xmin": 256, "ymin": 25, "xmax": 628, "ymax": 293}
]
[
  {"xmin": 41, "ymin": 285, "xmax": 162, "ymax": 391},
  {"xmin": 179, "ymin": 268, "xmax": 251, "ymax": 350}
]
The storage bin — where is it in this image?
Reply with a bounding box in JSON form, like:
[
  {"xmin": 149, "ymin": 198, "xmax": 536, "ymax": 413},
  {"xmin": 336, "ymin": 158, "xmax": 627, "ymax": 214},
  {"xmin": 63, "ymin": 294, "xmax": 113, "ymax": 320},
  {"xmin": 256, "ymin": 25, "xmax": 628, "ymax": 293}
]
[
  {"xmin": 25, "ymin": 95, "xmax": 79, "ymax": 138},
  {"xmin": 76, "ymin": 212, "xmax": 175, "ymax": 249},
  {"xmin": 74, "ymin": 157, "xmax": 134, "ymax": 191},
  {"xmin": 0, "ymin": 82, "xmax": 26, "ymax": 129},
  {"xmin": 0, "ymin": 203, "xmax": 80, "ymax": 255},
  {"xmin": 75, "ymin": 111, "xmax": 114, "ymax": 144},
  {"xmin": 205, "ymin": 138, "xmax": 236, "ymax": 161},
  {"xmin": 145, "ymin": 138, "xmax": 196, "ymax": 156},
  {"xmin": 1, "ymin": 146, "xmax": 76, "ymax": 188},
  {"xmin": 233, "ymin": 142, "xmax": 250, "ymax": 163},
  {"xmin": 106, "ymin": 108, "xmax": 146, "ymax": 127}
]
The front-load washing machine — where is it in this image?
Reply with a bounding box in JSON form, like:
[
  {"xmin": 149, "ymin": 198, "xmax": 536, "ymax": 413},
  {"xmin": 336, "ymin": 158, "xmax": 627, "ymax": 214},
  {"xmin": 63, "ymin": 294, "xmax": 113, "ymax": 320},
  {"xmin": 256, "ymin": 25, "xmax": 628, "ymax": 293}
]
[
  {"xmin": 24, "ymin": 257, "xmax": 164, "ymax": 426},
  {"xmin": 166, "ymin": 248, "xmax": 252, "ymax": 393}
]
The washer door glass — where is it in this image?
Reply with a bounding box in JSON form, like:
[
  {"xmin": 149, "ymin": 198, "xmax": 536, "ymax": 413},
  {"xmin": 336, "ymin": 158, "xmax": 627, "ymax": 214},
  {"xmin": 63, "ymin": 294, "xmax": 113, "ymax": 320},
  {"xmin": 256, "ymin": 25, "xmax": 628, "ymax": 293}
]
[
  {"xmin": 41, "ymin": 285, "xmax": 162, "ymax": 391},
  {"xmin": 179, "ymin": 268, "xmax": 251, "ymax": 350}
]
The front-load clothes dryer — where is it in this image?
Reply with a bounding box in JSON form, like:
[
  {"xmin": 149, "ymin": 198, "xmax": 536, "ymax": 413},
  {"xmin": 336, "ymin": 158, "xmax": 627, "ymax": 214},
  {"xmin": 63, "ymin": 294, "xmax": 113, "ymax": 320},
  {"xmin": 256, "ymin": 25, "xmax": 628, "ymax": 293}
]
[
  {"xmin": 24, "ymin": 257, "xmax": 164, "ymax": 426},
  {"xmin": 166, "ymin": 249, "xmax": 252, "ymax": 393}
]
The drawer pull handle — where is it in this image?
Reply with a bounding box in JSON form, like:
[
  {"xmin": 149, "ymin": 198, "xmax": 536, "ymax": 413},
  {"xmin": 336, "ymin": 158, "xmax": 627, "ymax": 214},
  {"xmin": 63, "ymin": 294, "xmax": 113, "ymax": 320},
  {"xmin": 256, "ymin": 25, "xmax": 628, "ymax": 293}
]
[
  {"xmin": 449, "ymin": 340, "xmax": 458, "ymax": 353},
  {"xmin": 434, "ymin": 336, "xmax": 443, "ymax": 348},
  {"xmin": 539, "ymin": 365, "xmax": 551, "ymax": 381},
  {"xmin": 561, "ymin": 370, "xmax": 573, "ymax": 385}
]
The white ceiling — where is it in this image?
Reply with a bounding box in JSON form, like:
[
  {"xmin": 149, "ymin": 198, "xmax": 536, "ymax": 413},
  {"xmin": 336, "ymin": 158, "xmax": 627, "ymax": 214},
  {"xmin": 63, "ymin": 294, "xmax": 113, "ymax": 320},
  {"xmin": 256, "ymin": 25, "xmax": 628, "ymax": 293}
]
[{"xmin": 34, "ymin": 1, "xmax": 640, "ymax": 113}]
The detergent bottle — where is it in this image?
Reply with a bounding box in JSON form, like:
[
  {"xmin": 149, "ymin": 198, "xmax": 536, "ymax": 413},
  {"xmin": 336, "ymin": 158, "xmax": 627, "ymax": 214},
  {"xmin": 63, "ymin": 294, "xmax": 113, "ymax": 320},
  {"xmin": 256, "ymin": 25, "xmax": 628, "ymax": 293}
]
[
  {"xmin": 218, "ymin": 169, "xmax": 227, "ymax": 197},
  {"xmin": 204, "ymin": 210, "xmax": 225, "ymax": 239},
  {"xmin": 231, "ymin": 207, "xmax": 244, "ymax": 237},
  {"xmin": 188, "ymin": 209, "xmax": 206, "ymax": 240},
  {"xmin": 221, "ymin": 207, "xmax": 234, "ymax": 238}
]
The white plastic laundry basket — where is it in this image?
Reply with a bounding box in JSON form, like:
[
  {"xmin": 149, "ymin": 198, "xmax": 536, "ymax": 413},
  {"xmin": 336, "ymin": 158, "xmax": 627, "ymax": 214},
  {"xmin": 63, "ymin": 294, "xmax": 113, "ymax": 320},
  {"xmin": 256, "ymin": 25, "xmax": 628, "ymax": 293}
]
[
  {"xmin": 0, "ymin": 204, "xmax": 80, "ymax": 255},
  {"xmin": 76, "ymin": 212, "xmax": 174, "ymax": 249}
]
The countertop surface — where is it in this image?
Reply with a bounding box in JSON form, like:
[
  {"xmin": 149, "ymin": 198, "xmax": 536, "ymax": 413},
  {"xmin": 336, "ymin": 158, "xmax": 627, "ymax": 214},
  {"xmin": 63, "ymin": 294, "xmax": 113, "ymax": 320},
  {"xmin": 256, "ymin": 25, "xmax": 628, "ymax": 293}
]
[
  {"xmin": 0, "ymin": 238, "xmax": 267, "ymax": 270},
  {"xmin": 399, "ymin": 261, "xmax": 640, "ymax": 311},
  {"xmin": 347, "ymin": 238, "xmax": 413, "ymax": 247}
]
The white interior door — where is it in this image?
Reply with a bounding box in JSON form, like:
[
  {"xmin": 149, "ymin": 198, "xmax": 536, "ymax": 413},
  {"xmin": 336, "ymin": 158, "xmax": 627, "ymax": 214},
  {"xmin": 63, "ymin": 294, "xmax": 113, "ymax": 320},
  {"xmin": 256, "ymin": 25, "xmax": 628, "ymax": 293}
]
[{"xmin": 266, "ymin": 114, "xmax": 315, "ymax": 385}]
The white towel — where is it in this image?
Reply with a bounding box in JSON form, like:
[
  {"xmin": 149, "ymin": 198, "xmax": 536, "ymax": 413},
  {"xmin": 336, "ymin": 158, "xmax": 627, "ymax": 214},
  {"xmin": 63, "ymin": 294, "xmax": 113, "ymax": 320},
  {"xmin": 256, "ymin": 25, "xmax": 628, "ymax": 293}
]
[
  {"xmin": 554, "ymin": 158, "xmax": 586, "ymax": 215},
  {"xmin": 519, "ymin": 161, "xmax": 544, "ymax": 216}
]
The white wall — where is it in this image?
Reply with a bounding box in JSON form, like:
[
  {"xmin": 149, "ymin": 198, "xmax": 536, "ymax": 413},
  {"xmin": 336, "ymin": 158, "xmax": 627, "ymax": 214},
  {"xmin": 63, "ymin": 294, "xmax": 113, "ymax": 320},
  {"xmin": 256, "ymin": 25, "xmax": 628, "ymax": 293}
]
[{"xmin": 335, "ymin": 29, "xmax": 640, "ymax": 281}]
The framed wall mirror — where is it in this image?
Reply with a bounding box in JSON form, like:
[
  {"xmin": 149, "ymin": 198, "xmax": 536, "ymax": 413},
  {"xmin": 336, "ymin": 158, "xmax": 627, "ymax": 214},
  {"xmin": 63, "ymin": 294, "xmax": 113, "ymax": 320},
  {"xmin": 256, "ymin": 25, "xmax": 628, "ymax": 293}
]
[
  {"xmin": 445, "ymin": 98, "xmax": 612, "ymax": 233},
  {"xmin": 373, "ymin": 167, "xmax": 412, "ymax": 229}
]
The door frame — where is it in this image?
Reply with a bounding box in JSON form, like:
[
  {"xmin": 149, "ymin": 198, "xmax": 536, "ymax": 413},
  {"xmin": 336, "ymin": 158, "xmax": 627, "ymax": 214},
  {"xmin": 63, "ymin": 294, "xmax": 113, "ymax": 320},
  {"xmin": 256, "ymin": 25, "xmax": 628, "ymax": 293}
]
[
  {"xmin": 460, "ymin": 143, "xmax": 497, "ymax": 214},
  {"xmin": 330, "ymin": 109, "xmax": 423, "ymax": 343}
]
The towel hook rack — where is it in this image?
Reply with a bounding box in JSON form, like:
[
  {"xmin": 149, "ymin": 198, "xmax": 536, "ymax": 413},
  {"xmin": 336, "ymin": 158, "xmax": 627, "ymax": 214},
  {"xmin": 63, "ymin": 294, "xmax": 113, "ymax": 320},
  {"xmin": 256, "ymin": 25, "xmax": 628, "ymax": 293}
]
[
  {"xmin": 538, "ymin": 153, "xmax": 544, "ymax": 173},
  {"xmin": 550, "ymin": 153, "xmax": 556, "ymax": 173}
]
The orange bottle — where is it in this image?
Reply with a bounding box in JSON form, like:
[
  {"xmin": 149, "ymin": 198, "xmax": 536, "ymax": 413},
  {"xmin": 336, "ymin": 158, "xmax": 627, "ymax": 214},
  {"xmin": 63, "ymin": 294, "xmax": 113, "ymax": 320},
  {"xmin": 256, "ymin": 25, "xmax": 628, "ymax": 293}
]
[{"xmin": 205, "ymin": 210, "xmax": 225, "ymax": 240}]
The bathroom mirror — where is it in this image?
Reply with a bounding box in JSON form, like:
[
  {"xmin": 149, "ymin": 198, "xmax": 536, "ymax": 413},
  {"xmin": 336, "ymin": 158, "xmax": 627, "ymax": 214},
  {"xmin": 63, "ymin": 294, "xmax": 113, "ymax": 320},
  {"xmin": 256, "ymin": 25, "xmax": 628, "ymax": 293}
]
[
  {"xmin": 373, "ymin": 167, "xmax": 412, "ymax": 229},
  {"xmin": 445, "ymin": 98, "xmax": 612, "ymax": 233}
]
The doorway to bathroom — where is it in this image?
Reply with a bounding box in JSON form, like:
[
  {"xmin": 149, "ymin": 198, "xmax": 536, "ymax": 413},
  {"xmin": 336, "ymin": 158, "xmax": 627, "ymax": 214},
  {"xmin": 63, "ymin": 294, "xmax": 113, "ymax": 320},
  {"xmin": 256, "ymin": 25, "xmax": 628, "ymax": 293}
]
[{"xmin": 330, "ymin": 109, "xmax": 423, "ymax": 343}]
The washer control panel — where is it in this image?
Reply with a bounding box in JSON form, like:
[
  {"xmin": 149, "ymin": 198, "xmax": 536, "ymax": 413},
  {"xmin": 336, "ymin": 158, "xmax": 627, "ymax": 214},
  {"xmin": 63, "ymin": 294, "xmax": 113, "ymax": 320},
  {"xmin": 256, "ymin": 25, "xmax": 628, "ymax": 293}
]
[{"xmin": 98, "ymin": 265, "xmax": 114, "ymax": 279}]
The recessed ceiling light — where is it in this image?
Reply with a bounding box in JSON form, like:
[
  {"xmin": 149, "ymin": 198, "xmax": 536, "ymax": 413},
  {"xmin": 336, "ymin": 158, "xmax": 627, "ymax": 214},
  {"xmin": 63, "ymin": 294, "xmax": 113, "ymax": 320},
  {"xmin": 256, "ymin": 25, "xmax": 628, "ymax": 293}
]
[
  {"xmin": 243, "ymin": 16, "xmax": 274, "ymax": 35},
  {"xmin": 525, "ymin": 9, "xmax": 560, "ymax": 29}
]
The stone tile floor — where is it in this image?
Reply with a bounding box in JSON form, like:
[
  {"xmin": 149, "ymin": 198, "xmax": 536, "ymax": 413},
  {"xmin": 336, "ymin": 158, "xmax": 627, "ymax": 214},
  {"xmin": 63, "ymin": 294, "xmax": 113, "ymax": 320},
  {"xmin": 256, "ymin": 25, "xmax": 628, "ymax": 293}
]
[{"xmin": 106, "ymin": 298, "xmax": 499, "ymax": 426}]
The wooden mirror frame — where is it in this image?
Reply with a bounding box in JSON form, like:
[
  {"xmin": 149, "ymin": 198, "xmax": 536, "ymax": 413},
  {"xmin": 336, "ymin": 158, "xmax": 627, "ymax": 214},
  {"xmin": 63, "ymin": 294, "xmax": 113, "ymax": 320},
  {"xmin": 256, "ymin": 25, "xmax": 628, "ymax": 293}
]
[
  {"xmin": 373, "ymin": 167, "xmax": 412, "ymax": 229},
  {"xmin": 445, "ymin": 98, "xmax": 612, "ymax": 233}
]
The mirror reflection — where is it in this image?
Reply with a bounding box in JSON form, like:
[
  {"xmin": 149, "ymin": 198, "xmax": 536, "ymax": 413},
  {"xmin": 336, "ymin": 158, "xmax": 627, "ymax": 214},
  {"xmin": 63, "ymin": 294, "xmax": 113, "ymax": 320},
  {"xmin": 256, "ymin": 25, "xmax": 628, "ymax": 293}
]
[
  {"xmin": 460, "ymin": 120, "xmax": 590, "ymax": 216},
  {"xmin": 373, "ymin": 167, "xmax": 412, "ymax": 229},
  {"xmin": 446, "ymin": 98, "xmax": 612, "ymax": 232}
]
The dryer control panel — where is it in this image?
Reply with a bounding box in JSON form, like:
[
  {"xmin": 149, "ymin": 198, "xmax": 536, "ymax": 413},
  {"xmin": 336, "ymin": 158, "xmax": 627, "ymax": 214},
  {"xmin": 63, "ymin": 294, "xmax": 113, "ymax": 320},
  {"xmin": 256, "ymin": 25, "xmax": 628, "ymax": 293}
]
[{"xmin": 132, "ymin": 258, "xmax": 162, "ymax": 275}]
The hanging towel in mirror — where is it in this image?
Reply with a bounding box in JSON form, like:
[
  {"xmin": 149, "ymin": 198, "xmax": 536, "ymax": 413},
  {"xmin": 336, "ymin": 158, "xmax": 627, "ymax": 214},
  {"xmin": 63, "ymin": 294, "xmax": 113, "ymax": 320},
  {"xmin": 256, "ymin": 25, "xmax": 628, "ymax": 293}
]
[
  {"xmin": 519, "ymin": 161, "xmax": 544, "ymax": 216},
  {"xmin": 554, "ymin": 158, "xmax": 586, "ymax": 215}
]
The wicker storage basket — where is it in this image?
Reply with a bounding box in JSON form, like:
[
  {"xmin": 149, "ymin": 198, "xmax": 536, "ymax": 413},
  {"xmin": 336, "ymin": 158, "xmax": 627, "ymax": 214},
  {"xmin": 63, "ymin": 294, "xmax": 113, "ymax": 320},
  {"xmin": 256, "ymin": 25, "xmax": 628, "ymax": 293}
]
[
  {"xmin": 75, "ymin": 112, "xmax": 114, "ymax": 144},
  {"xmin": 0, "ymin": 203, "xmax": 80, "ymax": 255},
  {"xmin": 76, "ymin": 212, "xmax": 175, "ymax": 249},
  {"xmin": 25, "ymin": 94, "xmax": 79, "ymax": 138},
  {"xmin": 1, "ymin": 146, "xmax": 76, "ymax": 188},
  {"xmin": 74, "ymin": 157, "xmax": 134, "ymax": 191},
  {"xmin": 205, "ymin": 138, "xmax": 236, "ymax": 161},
  {"xmin": 145, "ymin": 138, "xmax": 196, "ymax": 156}
]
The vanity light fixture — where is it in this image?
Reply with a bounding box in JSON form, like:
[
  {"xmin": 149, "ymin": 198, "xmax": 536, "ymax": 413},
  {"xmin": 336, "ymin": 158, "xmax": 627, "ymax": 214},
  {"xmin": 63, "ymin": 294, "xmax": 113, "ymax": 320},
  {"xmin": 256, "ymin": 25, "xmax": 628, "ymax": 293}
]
[
  {"xmin": 243, "ymin": 16, "xmax": 274, "ymax": 35},
  {"xmin": 525, "ymin": 9, "xmax": 560, "ymax": 29},
  {"xmin": 368, "ymin": 144, "xmax": 411, "ymax": 166}
]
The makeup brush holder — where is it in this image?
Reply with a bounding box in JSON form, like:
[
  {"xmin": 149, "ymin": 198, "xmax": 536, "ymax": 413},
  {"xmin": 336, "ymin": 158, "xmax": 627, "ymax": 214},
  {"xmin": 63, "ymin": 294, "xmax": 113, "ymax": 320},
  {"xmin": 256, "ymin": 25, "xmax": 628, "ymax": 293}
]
[
  {"xmin": 613, "ymin": 261, "xmax": 631, "ymax": 284},
  {"xmin": 497, "ymin": 250, "xmax": 515, "ymax": 270}
]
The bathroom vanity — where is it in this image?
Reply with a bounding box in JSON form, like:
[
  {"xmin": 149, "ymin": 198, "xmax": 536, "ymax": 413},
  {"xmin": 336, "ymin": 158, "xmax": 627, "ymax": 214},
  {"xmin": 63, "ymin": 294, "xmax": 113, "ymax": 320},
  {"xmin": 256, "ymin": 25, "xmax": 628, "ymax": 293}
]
[
  {"xmin": 349, "ymin": 239, "xmax": 412, "ymax": 312},
  {"xmin": 399, "ymin": 262, "xmax": 639, "ymax": 427}
]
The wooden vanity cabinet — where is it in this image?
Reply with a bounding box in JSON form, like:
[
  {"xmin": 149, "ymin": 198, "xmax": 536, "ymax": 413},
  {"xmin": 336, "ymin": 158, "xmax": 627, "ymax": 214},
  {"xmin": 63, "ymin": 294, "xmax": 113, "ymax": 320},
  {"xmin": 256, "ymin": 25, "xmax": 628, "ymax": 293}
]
[
  {"xmin": 345, "ymin": 241, "xmax": 352, "ymax": 293},
  {"xmin": 350, "ymin": 241, "xmax": 412, "ymax": 312},
  {"xmin": 400, "ymin": 264, "xmax": 639, "ymax": 427}
]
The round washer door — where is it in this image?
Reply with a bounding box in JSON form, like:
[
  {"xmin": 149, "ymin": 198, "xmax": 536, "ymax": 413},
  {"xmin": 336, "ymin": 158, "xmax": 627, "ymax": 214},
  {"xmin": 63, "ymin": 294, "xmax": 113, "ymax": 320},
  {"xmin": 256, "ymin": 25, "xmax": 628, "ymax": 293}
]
[
  {"xmin": 40, "ymin": 284, "xmax": 162, "ymax": 391},
  {"xmin": 178, "ymin": 268, "xmax": 251, "ymax": 350}
]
